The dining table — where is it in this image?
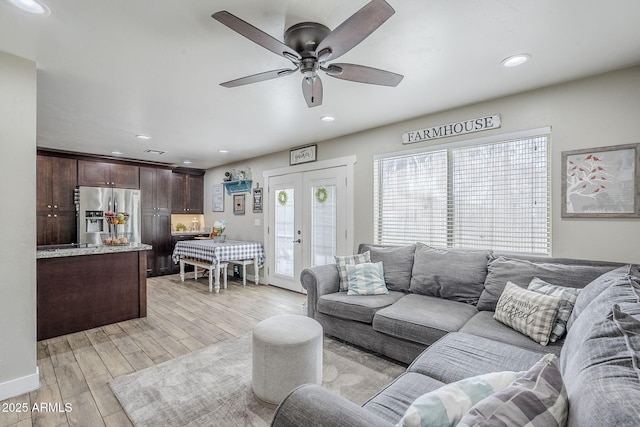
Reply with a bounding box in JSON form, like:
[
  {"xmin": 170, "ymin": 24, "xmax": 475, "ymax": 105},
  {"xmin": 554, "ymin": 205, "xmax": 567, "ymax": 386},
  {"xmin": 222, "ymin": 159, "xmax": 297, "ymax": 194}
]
[{"xmin": 172, "ymin": 239, "xmax": 265, "ymax": 293}]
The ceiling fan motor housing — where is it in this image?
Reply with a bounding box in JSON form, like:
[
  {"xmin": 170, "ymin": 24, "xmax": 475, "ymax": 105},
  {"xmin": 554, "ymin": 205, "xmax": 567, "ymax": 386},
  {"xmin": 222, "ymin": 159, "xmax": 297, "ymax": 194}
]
[{"xmin": 284, "ymin": 22, "xmax": 331, "ymax": 58}]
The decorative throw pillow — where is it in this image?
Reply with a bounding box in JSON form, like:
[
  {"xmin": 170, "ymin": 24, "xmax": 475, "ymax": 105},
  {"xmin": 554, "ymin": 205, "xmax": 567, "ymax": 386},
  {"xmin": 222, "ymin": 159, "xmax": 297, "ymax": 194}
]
[
  {"xmin": 346, "ymin": 262, "xmax": 388, "ymax": 296},
  {"xmin": 397, "ymin": 370, "xmax": 524, "ymax": 427},
  {"xmin": 457, "ymin": 354, "xmax": 568, "ymax": 427},
  {"xmin": 494, "ymin": 282, "xmax": 562, "ymax": 345},
  {"xmin": 335, "ymin": 251, "xmax": 370, "ymax": 291},
  {"xmin": 528, "ymin": 277, "xmax": 581, "ymax": 342}
]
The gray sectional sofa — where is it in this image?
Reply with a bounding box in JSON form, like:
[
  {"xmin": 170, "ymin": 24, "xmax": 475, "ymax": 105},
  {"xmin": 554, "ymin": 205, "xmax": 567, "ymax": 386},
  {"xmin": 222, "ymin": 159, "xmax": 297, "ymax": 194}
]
[{"xmin": 272, "ymin": 243, "xmax": 640, "ymax": 427}]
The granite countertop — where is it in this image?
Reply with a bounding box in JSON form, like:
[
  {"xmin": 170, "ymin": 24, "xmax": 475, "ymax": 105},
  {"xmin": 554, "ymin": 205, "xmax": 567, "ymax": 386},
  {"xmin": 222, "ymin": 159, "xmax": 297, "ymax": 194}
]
[{"xmin": 36, "ymin": 242, "xmax": 152, "ymax": 259}]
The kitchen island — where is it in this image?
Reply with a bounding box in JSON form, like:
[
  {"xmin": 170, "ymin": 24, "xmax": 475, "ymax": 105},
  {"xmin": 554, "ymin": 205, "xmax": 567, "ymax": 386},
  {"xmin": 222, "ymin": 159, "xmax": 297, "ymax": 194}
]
[{"xmin": 36, "ymin": 243, "xmax": 152, "ymax": 340}]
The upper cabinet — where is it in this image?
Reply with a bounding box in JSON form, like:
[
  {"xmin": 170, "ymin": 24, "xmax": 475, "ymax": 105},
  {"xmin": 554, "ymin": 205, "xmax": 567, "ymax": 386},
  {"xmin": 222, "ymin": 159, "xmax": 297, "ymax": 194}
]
[
  {"xmin": 78, "ymin": 160, "xmax": 140, "ymax": 189},
  {"xmin": 171, "ymin": 171, "xmax": 204, "ymax": 214},
  {"xmin": 140, "ymin": 167, "xmax": 171, "ymax": 213},
  {"xmin": 37, "ymin": 155, "xmax": 77, "ymax": 212},
  {"xmin": 36, "ymin": 155, "xmax": 78, "ymax": 245}
]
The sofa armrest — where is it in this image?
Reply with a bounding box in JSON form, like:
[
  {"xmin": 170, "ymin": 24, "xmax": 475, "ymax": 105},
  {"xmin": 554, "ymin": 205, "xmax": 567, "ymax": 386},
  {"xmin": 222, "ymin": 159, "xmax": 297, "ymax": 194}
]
[
  {"xmin": 271, "ymin": 384, "xmax": 393, "ymax": 427},
  {"xmin": 300, "ymin": 264, "xmax": 340, "ymax": 319}
]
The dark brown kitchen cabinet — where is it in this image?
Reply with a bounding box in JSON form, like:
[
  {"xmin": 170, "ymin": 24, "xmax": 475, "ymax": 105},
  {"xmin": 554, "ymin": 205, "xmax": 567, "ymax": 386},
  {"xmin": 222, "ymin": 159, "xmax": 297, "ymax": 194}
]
[
  {"xmin": 36, "ymin": 155, "xmax": 77, "ymax": 245},
  {"xmin": 78, "ymin": 160, "xmax": 140, "ymax": 189},
  {"xmin": 169, "ymin": 233, "xmax": 210, "ymax": 273},
  {"xmin": 171, "ymin": 171, "xmax": 204, "ymax": 214},
  {"xmin": 140, "ymin": 167, "xmax": 172, "ymax": 276}
]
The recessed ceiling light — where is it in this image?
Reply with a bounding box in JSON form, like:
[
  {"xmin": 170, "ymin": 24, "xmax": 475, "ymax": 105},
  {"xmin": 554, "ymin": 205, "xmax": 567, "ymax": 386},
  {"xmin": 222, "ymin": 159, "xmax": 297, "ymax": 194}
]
[
  {"xmin": 321, "ymin": 115, "xmax": 335, "ymax": 122},
  {"xmin": 501, "ymin": 53, "xmax": 531, "ymax": 68},
  {"xmin": 135, "ymin": 134, "xmax": 151, "ymax": 140},
  {"xmin": 111, "ymin": 151, "xmax": 123, "ymax": 155},
  {"xmin": 4, "ymin": 0, "xmax": 50, "ymax": 15},
  {"xmin": 182, "ymin": 160, "xmax": 192, "ymax": 164},
  {"xmin": 218, "ymin": 149, "xmax": 229, "ymax": 153}
]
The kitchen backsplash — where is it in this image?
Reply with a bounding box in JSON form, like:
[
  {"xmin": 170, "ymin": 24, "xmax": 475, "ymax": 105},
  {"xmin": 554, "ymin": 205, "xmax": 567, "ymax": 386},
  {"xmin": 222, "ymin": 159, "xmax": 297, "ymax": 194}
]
[{"xmin": 171, "ymin": 214, "xmax": 206, "ymax": 232}]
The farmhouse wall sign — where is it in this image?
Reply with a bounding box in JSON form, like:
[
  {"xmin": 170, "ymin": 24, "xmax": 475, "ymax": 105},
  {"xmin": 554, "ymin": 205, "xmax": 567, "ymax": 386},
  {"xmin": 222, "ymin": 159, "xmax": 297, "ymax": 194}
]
[
  {"xmin": 290, "ymin": 144, "xmax": 317, "ymax": 165},
  {"xmin": 402, "ymin": 114, "xmax": 501, "ymax": 144}
]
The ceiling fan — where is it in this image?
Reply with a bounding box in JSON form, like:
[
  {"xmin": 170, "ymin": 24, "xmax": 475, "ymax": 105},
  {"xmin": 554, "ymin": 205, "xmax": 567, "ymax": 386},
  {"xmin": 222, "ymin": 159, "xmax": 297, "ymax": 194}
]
[{"xmin": 212, "ymin": 0, "xmax": 403, "ymax": 108}]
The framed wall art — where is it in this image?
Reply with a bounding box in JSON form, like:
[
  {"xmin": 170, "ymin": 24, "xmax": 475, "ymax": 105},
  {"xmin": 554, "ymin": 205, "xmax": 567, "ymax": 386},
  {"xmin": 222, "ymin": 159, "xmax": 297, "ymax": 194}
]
[
  {"xmin": 562, "ymin": 143, "xmax": 640, "ymax": 218},
  {"xmin": 253, "ymin": 187, "xmax": 263, "ymax": 213},
  {"xmin": 233, "ymin": 194, "xmax": 245, "ymax": 215},
  {"xmin": 212, "ymin": 184, "xmax": 224, "ymax": 212}
]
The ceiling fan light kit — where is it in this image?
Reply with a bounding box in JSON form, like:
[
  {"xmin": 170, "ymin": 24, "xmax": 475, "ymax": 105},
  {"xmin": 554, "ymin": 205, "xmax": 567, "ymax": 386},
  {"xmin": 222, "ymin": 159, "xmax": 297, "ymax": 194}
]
[{"xmin": 212, "ymin": 0, "xmax": 403, "ymax": 108}]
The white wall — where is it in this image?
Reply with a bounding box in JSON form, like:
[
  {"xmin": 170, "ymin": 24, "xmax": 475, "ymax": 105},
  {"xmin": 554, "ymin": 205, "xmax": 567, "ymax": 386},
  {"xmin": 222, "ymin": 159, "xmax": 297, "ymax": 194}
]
[
  {"xmin": 205, "ymin": 66, "xmax": 640, "ymax": 265},
  {"xmin": 0, "ymin": 52, "xmax": 39, "ymax": 399}
]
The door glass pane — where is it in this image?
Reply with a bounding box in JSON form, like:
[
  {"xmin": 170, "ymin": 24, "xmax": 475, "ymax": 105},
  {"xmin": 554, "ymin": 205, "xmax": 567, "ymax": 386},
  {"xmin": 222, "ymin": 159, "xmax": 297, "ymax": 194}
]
[
  {"xmin": 311, "ymin": 185, "xmax": 336, "ymax": 267},
  {"xmin": 275, "ymin": 188, "xmax": 295, "ymax": 277}
]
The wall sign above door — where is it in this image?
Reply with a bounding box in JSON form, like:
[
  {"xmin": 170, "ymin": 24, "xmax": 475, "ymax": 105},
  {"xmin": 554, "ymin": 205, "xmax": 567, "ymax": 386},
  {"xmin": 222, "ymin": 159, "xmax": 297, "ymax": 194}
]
[{"xmin": 402, "ymin": 114, "xmax": 501, "ymax": 144}]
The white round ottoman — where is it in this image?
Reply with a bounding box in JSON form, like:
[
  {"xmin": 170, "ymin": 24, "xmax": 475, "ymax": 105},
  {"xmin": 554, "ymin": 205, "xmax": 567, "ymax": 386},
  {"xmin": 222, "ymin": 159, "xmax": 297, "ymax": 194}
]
[{"xmin": 252, "ymin": 314, "xmax": 323, "ymax": 404}]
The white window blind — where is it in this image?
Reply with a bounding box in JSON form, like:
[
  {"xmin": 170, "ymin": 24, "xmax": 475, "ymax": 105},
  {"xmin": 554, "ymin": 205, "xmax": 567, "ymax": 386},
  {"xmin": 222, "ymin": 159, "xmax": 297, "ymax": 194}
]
[{"xmin": 374, "ymin": 131, "xmax": 550, "ymax": 255}]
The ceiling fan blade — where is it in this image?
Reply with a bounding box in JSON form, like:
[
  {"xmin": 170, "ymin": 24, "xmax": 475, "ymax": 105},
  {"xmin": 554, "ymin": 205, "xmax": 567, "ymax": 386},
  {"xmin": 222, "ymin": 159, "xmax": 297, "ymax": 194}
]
[
  {"xmin": 302, "ymin": 76, "xmax": 323, "ymax": 108},
  {"xmin": 325, "ymin": 63, "xmax": 403, "ymax": 86},
  {"xmin": 212, "ymin": 11, "xmax": 301, "ymax": 62},
  {"xmin": 316, "ymin": 0, "xmax": 395, "ymax": 61},
  {"xmin": 221, "ymin": 68, "xmax": 297, "ymax": 88}
]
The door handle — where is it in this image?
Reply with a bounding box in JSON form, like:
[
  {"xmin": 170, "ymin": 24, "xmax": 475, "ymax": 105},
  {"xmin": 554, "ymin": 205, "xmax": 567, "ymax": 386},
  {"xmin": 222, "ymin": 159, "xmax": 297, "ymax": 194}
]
[{"xmin": 293, "ymin": 239, "xmax": 301, "ymax": 243}]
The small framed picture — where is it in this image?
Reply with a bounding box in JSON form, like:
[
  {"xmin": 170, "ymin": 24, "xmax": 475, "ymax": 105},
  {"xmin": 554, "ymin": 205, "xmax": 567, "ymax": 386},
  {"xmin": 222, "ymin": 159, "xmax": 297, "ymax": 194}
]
[
  {"xmin": 253, "ymin": 188, "xmax": 263, "ymax": 213},
  {"xmin": 233, "ymin": 194, "xmax": 245, "ymax": 215},
  {"xmin": 290, "ymin": 144, "xmax": 317, "ymax": 165}
]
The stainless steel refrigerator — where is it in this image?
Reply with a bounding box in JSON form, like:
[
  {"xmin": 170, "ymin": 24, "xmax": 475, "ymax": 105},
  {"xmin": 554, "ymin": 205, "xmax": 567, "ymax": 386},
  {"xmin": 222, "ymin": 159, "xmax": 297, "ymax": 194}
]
[{"xmin": 77, "ymin": 186, "xmax": 141, "ymax": 245}]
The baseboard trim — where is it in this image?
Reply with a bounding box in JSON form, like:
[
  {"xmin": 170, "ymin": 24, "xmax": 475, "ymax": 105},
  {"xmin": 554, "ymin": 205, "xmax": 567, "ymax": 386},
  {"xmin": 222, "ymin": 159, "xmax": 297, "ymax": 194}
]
[{"xmin": 0, "ymin": 368, "xmax": 39, "ymax": 401}]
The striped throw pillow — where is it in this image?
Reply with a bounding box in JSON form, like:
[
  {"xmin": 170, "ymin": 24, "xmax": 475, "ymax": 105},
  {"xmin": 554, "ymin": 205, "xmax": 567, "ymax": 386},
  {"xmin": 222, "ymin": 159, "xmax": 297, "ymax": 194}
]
[
  {"xmin": 335, "ymin": 251, "xmax": 370, "ymax": 291},
  {"xmin": 397, "ymin": 370, "xmax": 524, "ymax": 427},
  {"xmin": 345, "ymin": 262, "xmax": 388, "ymax": 295},
  {"xmin": 458, "ymin": 354, "xmax": 568, "ymax": 427}
]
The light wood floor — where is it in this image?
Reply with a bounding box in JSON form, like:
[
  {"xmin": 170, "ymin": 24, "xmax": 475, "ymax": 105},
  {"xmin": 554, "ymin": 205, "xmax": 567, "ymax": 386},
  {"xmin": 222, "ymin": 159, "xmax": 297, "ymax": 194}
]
[{"xmin": 0, "ymin": 274, "xmax": 306, "ymax": 427}]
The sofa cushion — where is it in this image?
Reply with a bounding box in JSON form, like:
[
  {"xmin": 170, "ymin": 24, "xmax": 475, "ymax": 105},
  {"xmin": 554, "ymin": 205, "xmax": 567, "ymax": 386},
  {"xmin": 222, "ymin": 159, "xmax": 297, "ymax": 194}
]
[
  {"xmin": 359, "ymin": 244, "xmax": 416, "ymax": 292},
  {"xmin": 528, "ymin": 277, "xmax": 580, "ymax": 342},
  {"xmin": 345, "ymin": 262, "xmax": 388, "ymax": 295},
  {"xmin": 372, "ymin": 294, "xmax": 477, "ymax": 346},
  {"xmin": 362, "ymin": 372, "xmax": 445, "ymax": 425},
  {"xmin": 477, "ymin": 255, "xmax": 613, "ymax": 311},
  {"xmin": 316, "ymin": 291, "xmax": 405, "ymax": 324},
  {"xmin": 493, "ymin": 282, "xmax": 562, "ymax": 346},
  {"xmin": 458, "ymin": 354, "xmax": 568, "ymax": 427},
  {"xmin": 459, "ymin": 311, "xmax": 563, "ymax": 356},
  {"xmin": 409, "ymin": 243, "xmax": 490, "ymax": 305},
  {"xmin": 397, "ymin": 370, "xmax": 524, "ymax": 427},
  {"xmin": 335, "ymin": 251, "xmax": 371, "ymax": 291},
  {"xmin": 408, "ymin": 332, "xmax": 542, "ymax": 384},
  {"xmin": 567, "ymin": 264, "xmax": 640, "ymax": 329},
  {"xmin": 560, "ymin": 304, "xmax": 640, "ymax": 427}
]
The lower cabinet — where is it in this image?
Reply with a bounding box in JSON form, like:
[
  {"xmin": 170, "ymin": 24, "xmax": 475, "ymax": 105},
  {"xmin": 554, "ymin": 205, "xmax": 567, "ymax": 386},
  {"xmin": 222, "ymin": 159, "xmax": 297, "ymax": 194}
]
[
  {"xmin": 37, "ymin": 210, "xmax": 77, "ymax": 246},
  {"xmin": 169, "ymin": 234, "xmax": 210, "ymax": 274},
  {"xmin": 142, "ymin": 212, "xmax": 172, "ymax": 276}
]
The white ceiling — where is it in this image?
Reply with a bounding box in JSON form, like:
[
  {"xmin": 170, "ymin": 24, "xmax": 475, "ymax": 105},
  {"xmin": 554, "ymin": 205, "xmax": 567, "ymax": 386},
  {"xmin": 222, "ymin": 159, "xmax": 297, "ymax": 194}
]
[{"xmin": 2, "ymin": 1, "xmax": 640, "ymax": 170}]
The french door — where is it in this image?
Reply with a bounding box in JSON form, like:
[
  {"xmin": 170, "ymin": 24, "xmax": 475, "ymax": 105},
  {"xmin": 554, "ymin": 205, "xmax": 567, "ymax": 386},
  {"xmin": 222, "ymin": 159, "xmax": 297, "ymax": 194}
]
[{"xmin": 267, "ymin": 166, "xmax": 349, "ymax": 292}]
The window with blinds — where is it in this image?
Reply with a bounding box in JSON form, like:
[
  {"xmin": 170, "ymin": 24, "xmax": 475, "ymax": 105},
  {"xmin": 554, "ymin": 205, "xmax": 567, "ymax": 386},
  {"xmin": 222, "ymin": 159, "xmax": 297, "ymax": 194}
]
[{"xmin": 374, "ymin": 130, "xmax": 550, "ymax": 255}]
